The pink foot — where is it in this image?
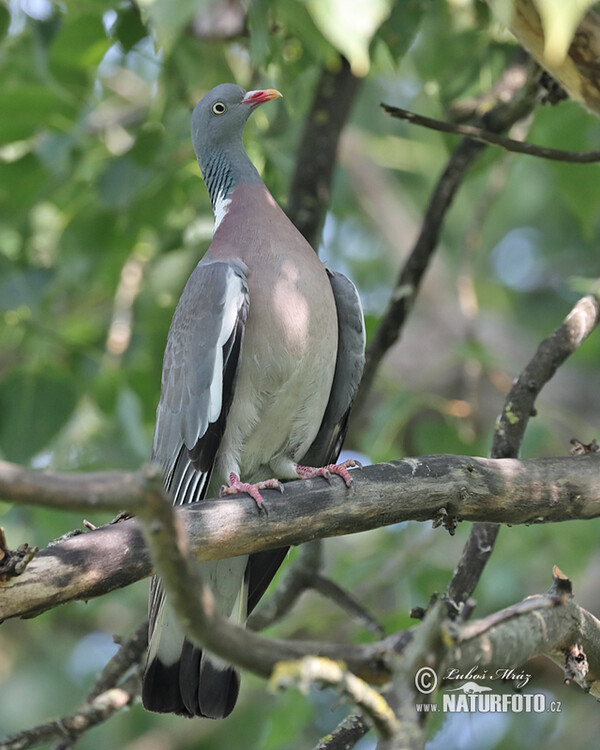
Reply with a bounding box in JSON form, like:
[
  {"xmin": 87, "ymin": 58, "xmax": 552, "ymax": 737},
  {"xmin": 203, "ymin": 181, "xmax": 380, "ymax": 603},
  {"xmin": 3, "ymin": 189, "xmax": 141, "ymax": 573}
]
[
  {"xmin": 220, "ymin": 472, "xmax": 283, "ymax": 509},
  {"xmin": 294, "ymin": 459, "xmax": 362, "ymax": 488}
]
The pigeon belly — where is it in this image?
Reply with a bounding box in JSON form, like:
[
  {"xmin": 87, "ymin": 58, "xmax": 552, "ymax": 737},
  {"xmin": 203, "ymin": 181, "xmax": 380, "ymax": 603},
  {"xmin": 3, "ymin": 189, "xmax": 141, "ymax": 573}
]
[{"xmin": 214, "ymin": 253, "xmax": 338, "ymax": 484}]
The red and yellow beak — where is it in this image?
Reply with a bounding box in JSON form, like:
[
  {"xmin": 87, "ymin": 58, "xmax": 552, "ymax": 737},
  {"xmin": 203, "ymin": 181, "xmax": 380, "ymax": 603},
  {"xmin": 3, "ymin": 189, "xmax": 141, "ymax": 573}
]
[{"xmin": 241, "ymin": 88, "xmax": 282, "ymax": 106}]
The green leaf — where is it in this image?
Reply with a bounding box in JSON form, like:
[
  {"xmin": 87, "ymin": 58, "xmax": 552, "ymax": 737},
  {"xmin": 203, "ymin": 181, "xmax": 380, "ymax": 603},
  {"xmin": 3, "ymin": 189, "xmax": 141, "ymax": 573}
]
[
  {"xmin": 376, "ymin": 0, "xmax": 428, "ymax": 63},
  {"xmin": 248, "ymin": 0, "xmax": 270, "ymax": 66},
  {"xmin": 136, "ymin": 0, "xmax": 212, "ymax": 48},
  {"xmin": 0, "ymin": 269, "xmax": 51, "ymax": 312},
  {"xmin": 0, "ymin": 87, "xmax": 73, "ymax": 144},
  {"xmin": 532, "ymin": 0, "xmax": 596, "ymax": 65},
  {"xmin": 305, "ymin": 0, "xmax": 393, "ymax": 75},
  {"xmin": 0, "ymin": 2, "xmax": 10, "ymax": 39},
  {"xmin": 0, "ymin": 153, "xmax": 50, "ymax": 213},
  {"xmin": 98, "ymin": 157, "xmax": 153, "ymax": 208},
  {"xmin": 114, "ymin": 5, "xmax": 148, "ymax": 51},
  {"xmin": 49, "ymin": 13, "xmax": 111, "ymax": 88},
  {"xmin": 0, "ymin": 368, "xmax": 77, "ymax": 463}
]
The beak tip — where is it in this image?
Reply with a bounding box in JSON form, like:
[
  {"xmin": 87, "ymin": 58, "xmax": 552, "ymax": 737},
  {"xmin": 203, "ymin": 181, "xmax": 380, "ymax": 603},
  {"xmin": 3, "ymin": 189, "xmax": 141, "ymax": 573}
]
[{"xmin": 242, "ymin": 88, "xmax": 283, "ymax": 106}]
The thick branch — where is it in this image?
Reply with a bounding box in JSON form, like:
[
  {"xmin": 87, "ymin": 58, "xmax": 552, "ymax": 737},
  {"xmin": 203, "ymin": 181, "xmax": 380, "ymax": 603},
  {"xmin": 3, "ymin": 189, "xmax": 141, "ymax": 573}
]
[
  {"xmin": 446, "ymin": 591, "xmax": 600, "ymax": 699},
  {"xmin": 376, "ymin": 572, "xmax": 600, "ymax": 749},
  {"xmin": 0, "ymin": 461, "xmax": 165, "ymax": 513},
  {"xmin": 1, "ymin": 454, "xmax": 600, "ymax": 620},
  {"xmin": 286, "ymin": 56, "xmax": 361, "ymax": 248},
  {"xmin": 135, "ymin": 453, "xmax": 396, "ymax": 684}
]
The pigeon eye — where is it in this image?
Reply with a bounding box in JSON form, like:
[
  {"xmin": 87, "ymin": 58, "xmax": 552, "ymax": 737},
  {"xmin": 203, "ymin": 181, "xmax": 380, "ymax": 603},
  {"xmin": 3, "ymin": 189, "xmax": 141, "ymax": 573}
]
[{"xmin": 212, "ymin": 102, "xmax": 226, "ymax": 115}]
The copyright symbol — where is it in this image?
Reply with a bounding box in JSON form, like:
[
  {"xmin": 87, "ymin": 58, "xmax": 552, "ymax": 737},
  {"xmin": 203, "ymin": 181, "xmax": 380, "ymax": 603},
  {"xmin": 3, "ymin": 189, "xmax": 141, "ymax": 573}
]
[{"xmin": 415, "ymin": 667, "xmax": 438, "ymax": 694}]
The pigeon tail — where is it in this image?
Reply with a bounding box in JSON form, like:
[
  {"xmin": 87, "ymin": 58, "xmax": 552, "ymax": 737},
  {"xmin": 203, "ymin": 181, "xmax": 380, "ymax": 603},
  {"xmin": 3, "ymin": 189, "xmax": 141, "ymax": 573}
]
[{"xmin": 143, "ymin": 639, "xmax": 240, "ymax": 719}]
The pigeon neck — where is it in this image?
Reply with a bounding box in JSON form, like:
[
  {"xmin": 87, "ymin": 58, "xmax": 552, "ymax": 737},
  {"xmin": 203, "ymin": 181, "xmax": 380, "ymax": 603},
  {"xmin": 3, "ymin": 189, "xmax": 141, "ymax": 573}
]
[{"xmin": 201, "ymin": 145, "xmax": 262, "ymax": 221}]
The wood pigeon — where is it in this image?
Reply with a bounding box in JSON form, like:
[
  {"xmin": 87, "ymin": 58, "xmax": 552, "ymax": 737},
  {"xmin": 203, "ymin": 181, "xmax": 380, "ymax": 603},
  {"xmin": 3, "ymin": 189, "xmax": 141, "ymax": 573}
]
[{"xmin": 142, "ymin": 83, "xmax": 365, "ymax": 719}]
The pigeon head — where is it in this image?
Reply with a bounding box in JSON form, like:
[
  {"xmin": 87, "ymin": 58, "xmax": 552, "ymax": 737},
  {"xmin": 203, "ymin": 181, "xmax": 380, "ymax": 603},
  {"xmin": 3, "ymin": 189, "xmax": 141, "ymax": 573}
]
[{"xmin": 191, "ymin": 84, "xmax": 281, "ymax": 202}]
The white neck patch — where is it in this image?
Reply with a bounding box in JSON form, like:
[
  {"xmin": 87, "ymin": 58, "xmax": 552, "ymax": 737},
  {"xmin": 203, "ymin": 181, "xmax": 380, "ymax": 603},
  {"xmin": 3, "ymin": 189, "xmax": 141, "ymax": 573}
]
[{"xmin": 213, "ymin": 192, "xmax": 232, "ymax": 233}]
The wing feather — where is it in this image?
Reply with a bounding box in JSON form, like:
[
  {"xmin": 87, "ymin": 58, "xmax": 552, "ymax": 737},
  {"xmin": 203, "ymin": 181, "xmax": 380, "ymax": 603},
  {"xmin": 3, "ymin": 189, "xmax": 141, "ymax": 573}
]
[
  {"xmin": 299, "ymin": 268, "xmax": 365, "ymax": 467},
  {"xmin": 152, "ymin": 259, "xmax": 249, "ymax": 498},
  {"xmin": 149, "ymin": 260, "xmax": 248, "ymax": 635}
]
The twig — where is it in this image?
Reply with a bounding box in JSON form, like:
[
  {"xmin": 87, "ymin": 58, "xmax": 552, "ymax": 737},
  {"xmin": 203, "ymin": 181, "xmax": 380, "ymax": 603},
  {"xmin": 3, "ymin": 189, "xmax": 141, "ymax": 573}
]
[
  {"xmin": 3, "ymin": 453, "xmax": 600, "ymax": 621},
  {"xmin": 353, "ymin": 56, "xmax": 540, "ymax": 414},
  {"xmin": 443, "ymin": 571, "xmax": 600, "ymax": 699},
  {"xmin": 248, "ymin": 540, "xmax": 323, "ymax": 630},
  {"xmin": 0, "ymin": 623, "xmax": 147, "ymax": 750},
  {"xmin": 286, "ymin": 56, "xmax": 361, "ymax": 248},
  {"xmin": 248, "ymin": 540, "xmax": 384, "ymax": 637},
  {"xmin": 312, "ymin": 714, "xmax": 370, "ymax": 750},
  {"xmin": 0, "ymin": 527, "xmax": 38, "ymax": 581},
  {"xmin": 311, "ymin": 574, "xmax": 385, "ymax": 638},
  {"xmin": 88, "ymin": 621, "xmax": 148, "ymax": 699},
  {"xmin": 271, "ymin": 656, "xmax": 398, "ymax": 738},
  {"xmin": 0, "ymin": 672, "xmax": 140, "ymax": 750},
  {"xmin": 380, "ymin": 103, "xmax": 600, "ymax": 163},
  {"xmin": 444, "ymin": 295, "xmax": 600, "ymax": 615}
]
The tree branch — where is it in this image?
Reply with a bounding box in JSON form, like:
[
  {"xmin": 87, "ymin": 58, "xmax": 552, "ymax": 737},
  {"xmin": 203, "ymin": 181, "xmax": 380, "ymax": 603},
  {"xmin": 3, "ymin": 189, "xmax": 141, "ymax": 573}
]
[
  {"xmin": 353, "ymin": 55, "xmax": 541, "ymax": 414},
  {"xmin": 0, "ymin": 461, "xmax": 166, "ymax": 514},
  {"xmin": 445, "ymin": 294, "xmax": 600, "ymax": 615},
  {"xmin": 247, "ymin": 539, "xmax": 384, "ymax": 636},
  {"xmin": 2, "ymin": 454, "xmax": 600, "ymax": 620},
  {"xmin": 494, "ymin": 294, "xmax": 600, "ymax": 457},
  {"xmin": 0, "ymin": 672, "xmax": 140, "ymax": 750},
  {"xmin": 375, "ymin": 570, "xmax": 600, "ymax": 749},
  {"xmin": 445, "ymin": 574, "xmax": 600, "ymax": 699},
  {"xmin": 271, "ymin": 657, "xmax": 398, "ymax": 739},
  {"xmin": 133, "ymin": 453, "xmax": 397, "ymax": 685},
  {"xmin": 312, "ymin": 714, "xmax": 370, "ymax": 750},
  {"xmin": 380, "ymin": 103, "xmax": 600, "ymax": 163},
  {"xmin": 286, "ymin": 56, "xmax": 362, "ymax": 248}
]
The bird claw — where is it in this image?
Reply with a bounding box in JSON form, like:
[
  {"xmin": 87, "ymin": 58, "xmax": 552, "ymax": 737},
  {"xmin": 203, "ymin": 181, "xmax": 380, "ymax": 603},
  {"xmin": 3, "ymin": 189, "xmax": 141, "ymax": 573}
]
[
  {"xmin": 220, "ymin": 473, "xmax": 283, "ymax": 513},
  {"xmin": 294, "ymin": 459, "xmax": 362, "ymax": 488}
]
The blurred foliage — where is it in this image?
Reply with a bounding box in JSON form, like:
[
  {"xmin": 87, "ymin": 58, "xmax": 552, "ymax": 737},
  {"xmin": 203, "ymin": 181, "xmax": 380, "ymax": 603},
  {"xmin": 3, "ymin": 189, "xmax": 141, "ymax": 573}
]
[{"xmin": 1, "ymin": 0, "xmax": 600, "ymax": 748}]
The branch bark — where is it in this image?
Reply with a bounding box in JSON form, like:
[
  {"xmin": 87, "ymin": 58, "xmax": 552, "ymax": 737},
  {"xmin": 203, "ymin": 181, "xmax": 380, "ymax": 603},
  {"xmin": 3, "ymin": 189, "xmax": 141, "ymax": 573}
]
[
  {"xmin": 1, "ymin": 453, "xmax": 600, "ymax": 620},
  {"xmin": 380, "ymin": 102, "xmax": 600, "ymax": 163},
  {"xmin": 286, "ymin": 56, "xmax": 362, "ymax": 248},
  {"xmin": 446, "ymin": 589, "xmax": 600, "ymax": 699},
  {"xmin": 445, "ymin": 294, "xmax": 600, "ymax": 615},
  {"xmin": 0, "ymin": 672, "xmax": 140, "ymax": 750}
]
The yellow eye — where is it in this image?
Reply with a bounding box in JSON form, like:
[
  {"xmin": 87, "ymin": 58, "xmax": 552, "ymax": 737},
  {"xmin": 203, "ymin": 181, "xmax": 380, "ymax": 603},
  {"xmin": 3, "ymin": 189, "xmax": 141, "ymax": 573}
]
[{"xmin": 212, "ymin": 102, "xmax": 226, "ymax": 115}]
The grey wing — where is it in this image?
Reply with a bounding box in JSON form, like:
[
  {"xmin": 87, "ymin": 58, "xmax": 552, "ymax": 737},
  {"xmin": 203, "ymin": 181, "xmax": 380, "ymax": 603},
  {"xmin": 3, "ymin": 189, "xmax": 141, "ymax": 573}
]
[
  {"xmin": 149, "ymin": 259, "xmax": 248, "ymax": 637},
  {"xmin": 152, "ymin": 259, "xmax": 249, "ymax": 505},
  {"xmin": 300, "ymin": 268, "xmax": 365, "ymax": 467}
]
